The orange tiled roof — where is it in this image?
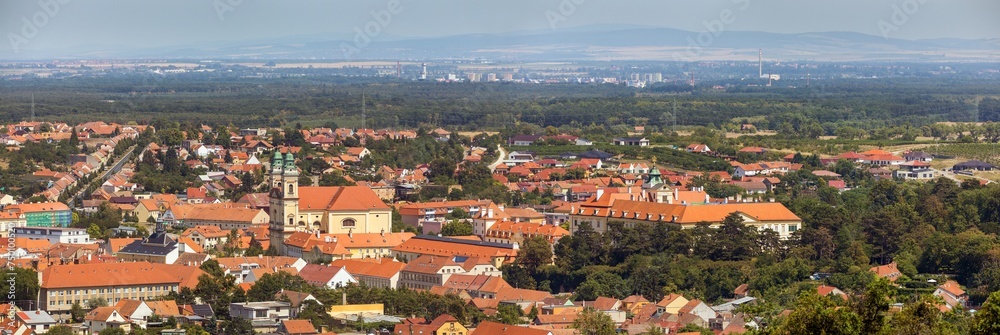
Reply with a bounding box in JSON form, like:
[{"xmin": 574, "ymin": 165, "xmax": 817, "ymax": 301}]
[
  {"xmin": 85, "ymin": 307, "xmax": 121, "ymax": 322},
  {"xmin": 214, "ymin": 256, "xmax": 301, "ymax": 272},
  {"xmin": 474, "ymin": 321, "xmax": 553, "ymax": 335},
  {"xmin": 444, "ymin": 274, "xmax": 510, "ymax": 294},
  {"xmin": 281, "ymin": 320, "xmax": 317, "ymax": 334},
  {"xmin": 576, "ymin": 199, "xmax": 800, "ymax": 224},
  {"xmin": 331, "ymin": 258, "xmax": 406, "ymax": 279},
  {"xmin": 175, "ymin": 204, "xmax": 265, "ymax": 223},
  {"xmin": 42, "ymin": 262, "xmax": 204, "ymax": 289},
  {"xmin": 297, "ymin": 186, "xmax": 389, "ymax": 211},
  {"xmin": 4, "ymin": 201, "xmax": 70, "ymax": 213},
  {"xmin": 485, "ymin": 220, "xmax": 569, "ymax": 243},
  {"xmin": 181, "ymin": 226, "xmax": 230, "ymax": 238},
  {"xmin": 938, "ymin": 280, "xmax": 966, "ymax": 297},
  {"xmin": 494, "ymin": 286, "xmax": 553, "ymax": 302},
  {"xmin": 392, "ymin": 236, "xmax": 517, "ymax": 260},
  {"xmin": 869, "ymin": 262, "xmax": 901, "ymax": 281}
]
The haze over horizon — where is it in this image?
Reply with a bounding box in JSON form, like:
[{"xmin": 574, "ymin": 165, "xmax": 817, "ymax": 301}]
[{"xmin": 2, "ymin": 0, "xmax": 999, "ymax": 59}]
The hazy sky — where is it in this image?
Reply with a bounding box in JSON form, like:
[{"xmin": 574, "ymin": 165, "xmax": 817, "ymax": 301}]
[{"xmin": 2, "ymin": 0, "xmax": 998, "ymax": 55}]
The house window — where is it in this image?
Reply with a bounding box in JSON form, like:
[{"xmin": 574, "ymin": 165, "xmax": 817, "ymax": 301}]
[
  {"xmin": 288, "ymin": 184, "xmax": 294, "ymax": 195},
  {"xmin": 342, "ymin": 218, "xmax": 356, "ymax": 228}
]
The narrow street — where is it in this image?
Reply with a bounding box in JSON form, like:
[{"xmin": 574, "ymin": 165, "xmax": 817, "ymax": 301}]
[{"xmin": 489, "ymin": 144, "xmax": 507, "ymax": 172}]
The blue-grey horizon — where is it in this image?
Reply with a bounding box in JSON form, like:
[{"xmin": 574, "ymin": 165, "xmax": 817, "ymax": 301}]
[{"xmin": 2, "ymin": 0, "xmax": 998, "ymax": 56}]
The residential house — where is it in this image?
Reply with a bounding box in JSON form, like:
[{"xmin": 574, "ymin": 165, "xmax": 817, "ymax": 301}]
[
  {"xmin": 14, "ymin": 310, "xmax": 56, "ymax": 334},
  {"xmin": 297, "ymin": 264, "xmax": 357, "ymax": 289},
  {"xmin": 613, "ymin": 137, "xmax": 649, "ymax": 146},
  {"xmin": 229, "ymin": 301, "xmax": 291, "ymax": 332},
  {"xmin": 274, "ymin": 290, "xmax": 320, "ymax": 318},
  {"xmin": 870, "ymin": 262, "xmax": 903, "ymax": 282},
  {"xmin": 865, "ymin": 153, "xmax": 906, "ymax": 166},
  {"xmin": 284, "ymin": 231, "xmax": 414, "ymax": 261},
  {"xmin": 656, "ymin": 293, "xmax": 690, "ymax": 315},
  {"xmin": 393, "ymin": 314, "xmax": 467, "ymax": 335},
  {"xmin": 509, "ymin": 135, "xmax": 542, "ymax": 146},
  {"xmin": 894, "ymin": 161, "xmax": 936, "ymax": 180},
  {"xmin": 180, "ymin": 225, "xmax": 231, "ymax": 249},
  {"xmin": 431, "ymin": 128, "xmax": 452, "ymax": 141},
  {"xmin": 345, "ymin": 147, "xmax": 371, "ymax": 160},
  {"xmin": 953, "ymin": 160, "xmax": 996, "ymax": 171},
  {"xmin": 934, "ymin": 280, "xmax": 968, "ymax": 310},
  {"xmin": 817, "ymin": 285, "xmax": 848, "ymax": 300},
  {"xmin": 397, "ymin": 200, "xmax": 493, "ymax": 228},
  {"xmin": 391, "ymin": 235, "xmax": 518, "ymax": 268},
  {"xmin": 678, "ymin": 299, "xmax": 715, "ymax": 324},
  {"xmin": 84, "ymin": 307, "xmax": 130, "ymax": 334},
  {"xmin": 505, "ymin": 151, "xmax": 536, "ymax": 165},
  {"xmin": 113, "ymin": 299, "xmax": 155, "ymax": 329},
  {"xmin": 442, "ymin": 274, "xmax": 511, "ymax": 299},
  {"xmin": 481, "ymin": 220, "xmax": 569, "ymax": 246},
  {"xmin": 330, "ymin": 258, "xmax": 407, "ymax": 289},
  {"xmin": 686, "ymin": 144, "xmax": 711, "ymax": 153},
  {"xmin": 903, "ymin": 151, "xmax": 933, "ymax": 162},
  {"xmin": 397, "ymin": 254, "xmax": 502, "ymax": 291},
  {"xmin": 617, "ymin": 163, "xmax": 650, "ymax": 175},
  {"xmin": 620, "ymin": 295, "xmax": 650, "ymax": 315},
  {"xmin": 213, "ymin": 256, "xmax": 307, "ymax": 284}
]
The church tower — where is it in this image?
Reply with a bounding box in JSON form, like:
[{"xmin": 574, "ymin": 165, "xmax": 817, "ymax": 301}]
[
  {"xmin": 642, "ymin": 158, "xmax": 675, "ymax": 204},
  {"xmin": 269, "ymin": 151, "xmax": 300, "ymax": 255}
]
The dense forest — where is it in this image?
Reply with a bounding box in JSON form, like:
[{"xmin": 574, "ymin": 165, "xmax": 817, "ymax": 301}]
[{"xmin": 2, "ymin": 76, "xmax": 998, "ymax": 133}]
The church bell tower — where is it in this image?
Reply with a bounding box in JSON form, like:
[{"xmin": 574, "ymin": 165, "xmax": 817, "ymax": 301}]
[{"xmin": 269, "ymin": 151, "xmax": 300, "ymax": 255}]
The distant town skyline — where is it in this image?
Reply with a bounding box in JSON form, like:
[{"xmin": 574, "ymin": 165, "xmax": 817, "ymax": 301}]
[{"xmin": 2, "ymin": 0, "xmax": 998, "ymax": 56}]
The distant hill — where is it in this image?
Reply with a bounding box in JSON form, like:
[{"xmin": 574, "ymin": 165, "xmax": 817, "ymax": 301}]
[{"xmin": 10, "ymin": 26, "xmax": 1000, "ymax": 61}]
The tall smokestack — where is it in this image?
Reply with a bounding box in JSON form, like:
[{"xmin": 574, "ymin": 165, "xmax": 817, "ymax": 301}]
[
  {"xmin": 758, "ymin": 49, "xmax": 763, "ymax": 78},
  {"xmin": 420, "ymin": 63, "xmax": 427, "ymax": 81}
]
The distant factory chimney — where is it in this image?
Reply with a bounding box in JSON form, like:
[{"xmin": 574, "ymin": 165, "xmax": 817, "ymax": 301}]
[
  {"xmin": 758, "ymin": 49, "xmax": 763, "ymax": 78},
  {"xmin": 420, "ymin": 63, "xmax": 427, "ymax": 81}
]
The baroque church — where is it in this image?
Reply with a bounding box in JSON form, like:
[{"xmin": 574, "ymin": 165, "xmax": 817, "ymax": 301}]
[{"xmin": 268, "ymin": 151, "xmax": 392, "ymax": 255}]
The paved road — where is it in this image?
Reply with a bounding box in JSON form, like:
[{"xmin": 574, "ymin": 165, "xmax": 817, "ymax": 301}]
[
  {"xmin": 70, "ymin": 145, "xmax": 136, "ymax": 206},
  {"xmin": 489, "ymin": 145, "xmax": 507, "ymax": 172},
  {"xmin": 938, "ymin": 168, "xmax": 992, "ymax": 185}
]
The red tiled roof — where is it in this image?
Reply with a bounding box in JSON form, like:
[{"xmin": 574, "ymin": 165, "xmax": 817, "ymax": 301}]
[
  {"xmin": 281, "ymin": 320, "xmax": 317, "ymax": 334},
  {"xmin": 298, "ymin": 186, "xmax": 389, "ymax": 211}
]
